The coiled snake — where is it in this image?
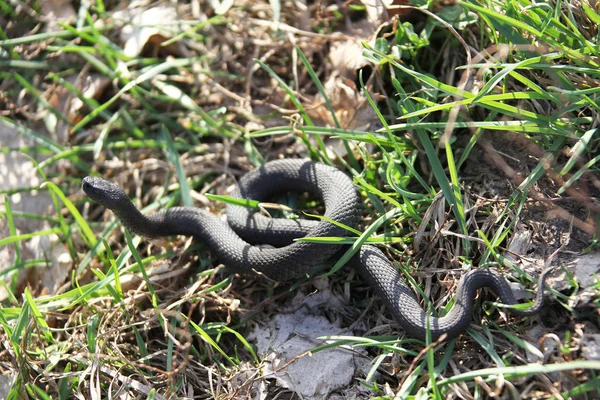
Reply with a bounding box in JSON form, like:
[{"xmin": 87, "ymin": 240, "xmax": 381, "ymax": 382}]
[{"xmin": 83, "ymin": 159, "xmax": 549, "ymax": 340}]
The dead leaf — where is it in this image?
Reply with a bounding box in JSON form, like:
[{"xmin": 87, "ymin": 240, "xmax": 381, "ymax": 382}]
[
  {"xmin": 47, "ymin": 74, "xmax": 112, "ymax": 142},
  {"xmin": 113, "ymin": 5, "xmax": 193, "ymax": 58},
  {"xmin": 38, "ymin": 0, "xmax": 76, "ymax": 32},
  {"xmin": 362, "ymin": 0, "xmax": 412, "ymax": 24}
]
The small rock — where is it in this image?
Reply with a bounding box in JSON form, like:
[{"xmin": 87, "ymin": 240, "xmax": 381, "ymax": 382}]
[
  {"xmin": 582, "ymin": 334, "xmax": 600, "ymax": 361},
  {"xmin": 247, "ymin": 288, "xmax": 371, "ymax": 400},
  {"xmin": 573, "ymin": 252, "xmax": 600, "ymax": 289}
]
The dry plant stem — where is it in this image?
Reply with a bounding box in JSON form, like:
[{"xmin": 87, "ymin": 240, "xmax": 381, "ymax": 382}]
[
  {"xmin": 249, "ymin": 18, "xmax": 351, "ymax": 40},
  {"xmin": 504, "ymin": 131, "xmax": 600, "ymax": 214},
  {"xmin": 396, "ymin": 334, "xmax": 447, "ymax": 394},
  {"xmin": 480, "ymin": 138, "xmax": 596, "ymax": 235}
]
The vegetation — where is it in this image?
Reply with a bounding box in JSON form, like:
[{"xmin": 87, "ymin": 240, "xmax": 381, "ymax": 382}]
[{"xmin": 0, "ymin": 0, "xmax": 599, "ymax": 398}]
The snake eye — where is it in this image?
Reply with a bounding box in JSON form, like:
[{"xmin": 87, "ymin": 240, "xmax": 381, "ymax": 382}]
[
  {"xmin": 82, "ymin": 177, "xmax": 101, "ymax": 196},
  {"xmin": 82, "ymin": 178, "xmax": 92, "ymax": 192}
]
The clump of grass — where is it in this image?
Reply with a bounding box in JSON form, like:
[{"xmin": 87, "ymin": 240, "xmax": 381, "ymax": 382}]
[{"xmin": 0, "ymin": 0, "xmax": 599, "ymax": 398}]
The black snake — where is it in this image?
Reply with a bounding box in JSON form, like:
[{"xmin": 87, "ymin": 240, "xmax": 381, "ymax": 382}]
[{"xmin": 83, "ymin": 159, "xmax": 549, "ymax": 340}]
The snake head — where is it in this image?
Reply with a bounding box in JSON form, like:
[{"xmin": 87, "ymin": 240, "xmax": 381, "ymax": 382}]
[{"xmin": 82, "ymin": 176, "xmax": 129, "ymax": 210}]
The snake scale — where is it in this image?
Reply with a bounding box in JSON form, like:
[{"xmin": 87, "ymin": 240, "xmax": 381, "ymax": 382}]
[{"xmin": 83, "ymin": 159, "xmax": 549, "ymax": 340}]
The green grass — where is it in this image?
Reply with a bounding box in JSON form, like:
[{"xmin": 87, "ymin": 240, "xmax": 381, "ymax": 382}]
[{"xmin": 0, "ymin": 0, "xmax": 599, "ymax": 398}]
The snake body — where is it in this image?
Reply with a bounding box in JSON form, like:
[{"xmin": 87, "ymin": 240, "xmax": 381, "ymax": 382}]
[{"xmin": 83, "ymin": 159, "xmax": 548, "ymax": 340}]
